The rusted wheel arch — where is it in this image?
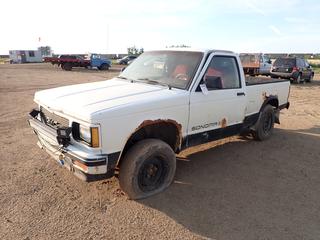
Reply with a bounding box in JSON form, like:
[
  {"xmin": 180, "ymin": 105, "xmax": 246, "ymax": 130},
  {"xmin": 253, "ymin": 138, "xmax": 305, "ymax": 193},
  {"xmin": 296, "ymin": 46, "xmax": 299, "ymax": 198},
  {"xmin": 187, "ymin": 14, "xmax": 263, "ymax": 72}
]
[{"xmin": 117, "ymin": 119, "xmax": 182, "ymax": 167}]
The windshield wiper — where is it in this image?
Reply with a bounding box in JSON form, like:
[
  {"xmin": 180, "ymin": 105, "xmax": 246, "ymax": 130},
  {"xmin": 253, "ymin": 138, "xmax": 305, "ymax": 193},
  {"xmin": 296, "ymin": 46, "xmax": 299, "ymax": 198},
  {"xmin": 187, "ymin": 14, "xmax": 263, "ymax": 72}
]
[
  {"xmin": 118, "ymin": 76, "xmax": 129, "ymax": 80},
  {"xmin": 136, "ymin": 78, "xmax": 172, "ymax": 89},
  {"xmin": 117, "ymin": 76, "xmax": 135, "ymax": 83}
]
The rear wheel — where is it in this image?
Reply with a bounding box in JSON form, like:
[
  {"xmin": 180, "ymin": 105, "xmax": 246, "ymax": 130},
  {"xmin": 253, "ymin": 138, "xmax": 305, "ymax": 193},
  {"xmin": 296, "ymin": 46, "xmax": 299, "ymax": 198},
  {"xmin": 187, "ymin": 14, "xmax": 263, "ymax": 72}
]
[
  {"xmin": 306, "ymin": 73, "xmax": 314, "ymax": 83},
  {"xmin": 99, "ymin": 63, "xmax": 109, "ymax": 71},
  {"xmin": 252, "ymin": 105, "xmax": 275, "ymax": 141},
  {"xmin": 294, "ymin": 73, "xmax": 302, "ymax": 84},
  {"xmin": 62, "ymin": 62, "xmax": 72, "ymax": 71},
  {"xmin": 119, "ymin": 139, "xmax": 176, "ymax": 200}
]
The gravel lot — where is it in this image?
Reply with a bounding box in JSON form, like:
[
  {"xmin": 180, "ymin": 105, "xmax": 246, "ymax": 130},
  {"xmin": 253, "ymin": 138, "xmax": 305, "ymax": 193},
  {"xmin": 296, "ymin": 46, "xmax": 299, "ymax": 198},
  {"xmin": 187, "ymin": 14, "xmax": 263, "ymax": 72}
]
[{"xmin": 0, "ymin": 63, "xmax": 319, "ymax": 240}]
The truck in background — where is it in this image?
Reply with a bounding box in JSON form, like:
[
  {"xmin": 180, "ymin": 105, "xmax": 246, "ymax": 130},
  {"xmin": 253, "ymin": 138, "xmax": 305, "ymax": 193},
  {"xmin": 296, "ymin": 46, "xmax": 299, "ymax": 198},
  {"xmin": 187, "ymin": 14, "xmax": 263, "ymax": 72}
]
[
  {"xmin": 240, "ymin": 53, "xmax": 272, "ymax": 76},
  {"xmin": 44, "ymin": 53, "xmax": 111, "ymax": 71}
]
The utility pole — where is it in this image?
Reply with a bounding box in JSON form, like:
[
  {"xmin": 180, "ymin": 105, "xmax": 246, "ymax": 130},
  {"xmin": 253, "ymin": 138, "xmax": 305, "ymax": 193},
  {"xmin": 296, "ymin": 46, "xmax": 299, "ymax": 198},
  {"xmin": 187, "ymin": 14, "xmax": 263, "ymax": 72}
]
[{"xmin": 106, "ymin": 24, "xmax": 109, "ymax": 54}]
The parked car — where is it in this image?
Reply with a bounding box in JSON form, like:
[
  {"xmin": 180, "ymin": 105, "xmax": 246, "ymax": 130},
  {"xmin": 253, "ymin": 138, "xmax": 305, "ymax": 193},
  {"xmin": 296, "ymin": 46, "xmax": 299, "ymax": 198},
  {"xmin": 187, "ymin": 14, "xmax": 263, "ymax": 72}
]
[
  {"xmin": 127, "ymin": 59, "xmax": 135, "ymax": 65},
  {"xmin": 117, "ymin": 55, "xmax": 137, "ymax": 65},
  {"xmin": 270, "ymin": 57, "xmax": 314, "ymax": 83},
  {"xmin": 28, "ymin": 49, "xmax": 290, "ymax": 199},
  {"xmin": 239, "ymin": 53, "xmax": 272, "ymax": 76}
]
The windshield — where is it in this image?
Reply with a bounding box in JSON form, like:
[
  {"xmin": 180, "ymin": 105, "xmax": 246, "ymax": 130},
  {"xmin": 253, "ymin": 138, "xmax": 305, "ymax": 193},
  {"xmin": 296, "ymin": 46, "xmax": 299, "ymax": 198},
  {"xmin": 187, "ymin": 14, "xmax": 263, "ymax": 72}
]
[
  {"xmin": 119, "ymin": 51, "xmax": 203, "ymax": 89},
  {"xmin": 274, "ymin": 58, "xmax": 296, "ymax": 67}
]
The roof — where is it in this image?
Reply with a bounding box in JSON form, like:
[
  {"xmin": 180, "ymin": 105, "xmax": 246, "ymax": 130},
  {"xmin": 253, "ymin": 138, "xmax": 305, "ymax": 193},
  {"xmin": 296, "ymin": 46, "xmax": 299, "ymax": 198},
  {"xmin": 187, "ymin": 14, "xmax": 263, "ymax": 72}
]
[
  {"xmin": 146, "ymin": 48, "xmax": 234, "ymax": 55},
  {"xmin": 9, "ymin": 49, "xmax": 40, "ymax": 53}
]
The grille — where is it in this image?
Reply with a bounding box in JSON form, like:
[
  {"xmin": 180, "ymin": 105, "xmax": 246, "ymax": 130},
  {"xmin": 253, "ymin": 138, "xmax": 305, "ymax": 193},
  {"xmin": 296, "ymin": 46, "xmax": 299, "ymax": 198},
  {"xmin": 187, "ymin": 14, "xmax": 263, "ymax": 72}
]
[{"xmin": 41, "ymin": 107, "xmax": 69, "ymax": 127}]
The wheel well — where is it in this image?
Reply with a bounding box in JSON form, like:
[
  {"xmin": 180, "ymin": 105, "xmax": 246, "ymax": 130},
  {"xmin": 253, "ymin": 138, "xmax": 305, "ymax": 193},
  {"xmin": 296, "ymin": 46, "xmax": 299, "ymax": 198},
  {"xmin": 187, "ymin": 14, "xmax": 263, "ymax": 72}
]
[
  {"xmin": 267, "ymin": 98, "xmax": 279, "ymax": 108},
  {"xmin": 259, "ymin": 96, "xmax": 279, "ymax": 113},
  {"xmin": 117, "ymin": 120, "xmax": 181, "ymax": 167}
]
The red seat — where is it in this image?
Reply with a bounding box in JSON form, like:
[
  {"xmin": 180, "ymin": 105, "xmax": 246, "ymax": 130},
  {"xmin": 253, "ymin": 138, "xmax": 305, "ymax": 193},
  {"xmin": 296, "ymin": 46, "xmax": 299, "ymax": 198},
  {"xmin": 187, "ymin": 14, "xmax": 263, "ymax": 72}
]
[
  {"xmin": 205, "ymin": 67, "xmax": 224, "ymax": 88},
  {"xmin": 172, "ymin": 64, "xmax": 188, "ymax": 78},
  {"xmin": 206, "ymin": 67, "xmax": 222, "ymax": 77}
]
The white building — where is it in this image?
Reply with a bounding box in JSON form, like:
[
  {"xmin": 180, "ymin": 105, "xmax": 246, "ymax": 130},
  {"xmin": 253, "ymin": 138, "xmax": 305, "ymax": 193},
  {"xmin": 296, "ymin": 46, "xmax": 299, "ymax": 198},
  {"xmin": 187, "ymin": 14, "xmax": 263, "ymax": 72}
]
[{"xmin": 9, "ymin": 46, "xmax": 53, "ymax": 63}]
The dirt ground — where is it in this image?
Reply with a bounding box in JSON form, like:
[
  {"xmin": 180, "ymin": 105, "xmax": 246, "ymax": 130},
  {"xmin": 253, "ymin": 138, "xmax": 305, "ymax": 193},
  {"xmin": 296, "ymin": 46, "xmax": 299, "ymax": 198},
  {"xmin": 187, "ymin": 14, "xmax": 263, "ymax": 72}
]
[{"xmin": 0, "ymin": 63, "xmax": 319, "ymax": 240}]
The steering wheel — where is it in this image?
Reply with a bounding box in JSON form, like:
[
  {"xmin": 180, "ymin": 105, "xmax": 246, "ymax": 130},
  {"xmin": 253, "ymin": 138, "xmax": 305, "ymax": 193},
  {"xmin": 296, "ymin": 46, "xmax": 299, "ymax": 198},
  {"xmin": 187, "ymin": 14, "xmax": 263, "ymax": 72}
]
[{"xmin": 175, "ymin": 73, "xmax": 188, "ymax": 81}]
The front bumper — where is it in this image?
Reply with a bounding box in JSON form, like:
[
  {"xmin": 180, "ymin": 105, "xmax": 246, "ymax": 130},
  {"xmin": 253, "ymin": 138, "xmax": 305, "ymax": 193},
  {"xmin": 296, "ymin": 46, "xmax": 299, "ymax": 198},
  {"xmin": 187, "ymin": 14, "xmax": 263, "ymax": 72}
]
[{"xmin": 28, "ymin": 110, "xmax": 119, "ymax": 182}]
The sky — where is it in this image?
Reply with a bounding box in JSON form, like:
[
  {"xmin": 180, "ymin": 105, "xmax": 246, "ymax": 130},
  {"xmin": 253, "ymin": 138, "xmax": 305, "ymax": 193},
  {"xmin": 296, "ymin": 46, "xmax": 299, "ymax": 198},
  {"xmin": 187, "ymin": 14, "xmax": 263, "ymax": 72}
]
[{"xmin": 1, "ymin": 0, "xmax": 320, "ymax": 54}]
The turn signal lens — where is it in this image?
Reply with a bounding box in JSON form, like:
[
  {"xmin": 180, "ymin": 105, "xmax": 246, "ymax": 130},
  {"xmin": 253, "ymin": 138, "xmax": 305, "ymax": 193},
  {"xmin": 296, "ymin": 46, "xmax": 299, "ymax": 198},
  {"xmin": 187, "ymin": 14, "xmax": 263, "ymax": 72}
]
[
  {"xmin": 91, "ymin": 127, "xmax": 100, "ymax": 148},
  {"xmin": 73, "ymin": 160, "xmax": 88, "ymax": 172}
]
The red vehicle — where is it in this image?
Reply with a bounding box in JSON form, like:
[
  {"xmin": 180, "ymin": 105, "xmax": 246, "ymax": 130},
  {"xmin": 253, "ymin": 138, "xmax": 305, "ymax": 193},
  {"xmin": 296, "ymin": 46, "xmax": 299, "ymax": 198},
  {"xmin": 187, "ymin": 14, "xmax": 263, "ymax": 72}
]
[{"xmin": 43, "ymin": 54, "xmax": 111, "ymax": 71}]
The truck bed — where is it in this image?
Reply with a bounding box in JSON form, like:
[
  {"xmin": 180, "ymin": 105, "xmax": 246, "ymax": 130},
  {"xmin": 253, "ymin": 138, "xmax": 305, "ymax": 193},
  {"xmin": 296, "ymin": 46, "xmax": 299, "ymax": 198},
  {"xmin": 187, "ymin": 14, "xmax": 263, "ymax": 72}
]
[
  {"xmin": 245, "ymin": 76, "xmax": 289, "ymax": 86},
  {"xmin": 239, "ymin": 54, "xmax": 260, "ymax": 70},
  {"xmin": 245, "ymin": 76, "xmax": 290, "ymax": 117},
  {"xmin": 44, "ymin": 57, "xmax": 90, "ymax": 64}
]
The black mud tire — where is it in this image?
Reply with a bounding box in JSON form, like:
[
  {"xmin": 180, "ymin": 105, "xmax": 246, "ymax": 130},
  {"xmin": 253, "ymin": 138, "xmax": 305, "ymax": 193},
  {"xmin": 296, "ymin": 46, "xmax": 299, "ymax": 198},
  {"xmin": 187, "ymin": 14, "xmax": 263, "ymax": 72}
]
[
  {"xmin": 119, "ymin": 139, "xmax": 176, "ymax": 200},
  {"xmin": 252, "ymin": 105, "xmax": 275, "ymax": 141},
  {"xmin": 99, "ymin": 63, "xmax": 109, "ymax": 71},
  {"xmin": 62, "ymin": 62, "xmax": 72, "ymax": 71},
  {"xmin": 306, "ymin": 73, "xmax": 314, "ymax": 83},
  {"xmin": 294, "ymin": 73, "xmax": 302, "ymax": 84}
]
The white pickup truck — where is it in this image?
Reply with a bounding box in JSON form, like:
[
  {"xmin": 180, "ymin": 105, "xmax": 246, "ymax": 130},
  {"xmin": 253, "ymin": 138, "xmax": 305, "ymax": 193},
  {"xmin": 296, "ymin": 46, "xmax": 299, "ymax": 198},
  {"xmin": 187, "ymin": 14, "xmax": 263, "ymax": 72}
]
[{"xmin": 28, "ymin": 49, "xmax": 290, "ymax": 199}]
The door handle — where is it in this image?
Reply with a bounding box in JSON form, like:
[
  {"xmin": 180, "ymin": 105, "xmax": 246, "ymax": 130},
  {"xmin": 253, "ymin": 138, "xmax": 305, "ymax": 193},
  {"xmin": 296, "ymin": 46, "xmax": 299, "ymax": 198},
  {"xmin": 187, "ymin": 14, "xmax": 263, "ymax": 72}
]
[{"xmin": 237, "ymin": 92, "xmax": 245, "ymax": 96}]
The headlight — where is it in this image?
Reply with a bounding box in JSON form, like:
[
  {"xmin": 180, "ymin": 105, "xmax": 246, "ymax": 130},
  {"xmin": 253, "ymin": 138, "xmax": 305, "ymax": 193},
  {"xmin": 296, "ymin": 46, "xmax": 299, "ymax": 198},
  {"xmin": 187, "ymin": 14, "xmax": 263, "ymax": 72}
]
[
  {"xmin": 79, "ymin": 125, "xmax": 91, "ymax": 144},
  {"xmin": 78, "ymin": 125, "xmax": 100, "ymax": 148}
]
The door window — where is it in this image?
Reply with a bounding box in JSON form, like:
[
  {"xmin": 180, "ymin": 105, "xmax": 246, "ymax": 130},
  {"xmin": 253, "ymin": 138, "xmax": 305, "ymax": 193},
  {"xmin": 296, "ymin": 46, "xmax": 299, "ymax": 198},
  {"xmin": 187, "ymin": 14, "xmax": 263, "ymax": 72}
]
[{"xmin": 202, "ymin": 56, "xmax": 241, "ymax": 90}]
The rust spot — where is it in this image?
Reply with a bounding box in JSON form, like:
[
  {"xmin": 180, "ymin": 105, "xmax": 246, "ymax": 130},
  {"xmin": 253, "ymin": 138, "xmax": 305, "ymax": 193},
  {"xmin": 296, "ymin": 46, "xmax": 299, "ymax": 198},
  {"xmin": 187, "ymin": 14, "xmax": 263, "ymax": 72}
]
[
  {"xmin": 220, "ymin": 118, "xmax": 227, "ymax": 128},
  {"xmin": 136, "ymin": 119, "xmax": 182, "ymax": 150}
]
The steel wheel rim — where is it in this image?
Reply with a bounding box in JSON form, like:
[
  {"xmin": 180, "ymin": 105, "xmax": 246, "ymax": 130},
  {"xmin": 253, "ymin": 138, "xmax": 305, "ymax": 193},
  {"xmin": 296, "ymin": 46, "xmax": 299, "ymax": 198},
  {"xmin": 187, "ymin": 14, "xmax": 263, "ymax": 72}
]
[{"xmin": 138, "ymin": 156, "xmax": 168, "ymax": 192}]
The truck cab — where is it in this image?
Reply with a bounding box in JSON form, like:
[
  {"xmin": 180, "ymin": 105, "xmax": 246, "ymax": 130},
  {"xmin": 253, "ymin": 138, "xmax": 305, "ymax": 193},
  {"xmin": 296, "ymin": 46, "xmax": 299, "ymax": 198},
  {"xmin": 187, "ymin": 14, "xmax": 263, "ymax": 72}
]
[{"xmin": 89, "ymin": 53, "xmax": 111, "ymax": 70}]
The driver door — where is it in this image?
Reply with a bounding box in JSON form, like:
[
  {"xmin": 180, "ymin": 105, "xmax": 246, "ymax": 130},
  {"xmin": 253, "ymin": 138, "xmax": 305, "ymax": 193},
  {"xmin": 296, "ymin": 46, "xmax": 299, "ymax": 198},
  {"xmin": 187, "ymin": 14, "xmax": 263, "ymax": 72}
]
[
  {"xmin": 187, "ymin": 53, "xmax": 247, "ymax": 146},
  {"xmin": 90, "ymin": 54, "xmax": 101, "ymax": 68}
]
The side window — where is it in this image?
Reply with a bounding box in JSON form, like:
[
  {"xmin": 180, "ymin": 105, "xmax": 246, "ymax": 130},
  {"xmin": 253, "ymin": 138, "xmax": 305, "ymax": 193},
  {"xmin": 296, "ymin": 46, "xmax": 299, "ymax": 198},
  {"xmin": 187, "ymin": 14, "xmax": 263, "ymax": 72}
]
[
  {"xmin": 28, "ymin": 51, "xmax": 35, "ymax": 57},
  {"xmin": 264, "ymin": 56, "xmax": 270, "ymax": 63},
  {"xmin": 202, "ymin": 56, "xmax": 241, "ymax": 90}
]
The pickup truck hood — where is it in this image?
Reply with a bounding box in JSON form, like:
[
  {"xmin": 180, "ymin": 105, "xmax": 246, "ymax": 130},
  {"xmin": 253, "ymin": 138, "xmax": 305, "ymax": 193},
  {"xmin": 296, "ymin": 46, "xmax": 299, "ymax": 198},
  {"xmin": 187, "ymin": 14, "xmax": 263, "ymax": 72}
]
[{"xmin": 34, "ymin": 78, "xmax": 187, "ymax": 122}]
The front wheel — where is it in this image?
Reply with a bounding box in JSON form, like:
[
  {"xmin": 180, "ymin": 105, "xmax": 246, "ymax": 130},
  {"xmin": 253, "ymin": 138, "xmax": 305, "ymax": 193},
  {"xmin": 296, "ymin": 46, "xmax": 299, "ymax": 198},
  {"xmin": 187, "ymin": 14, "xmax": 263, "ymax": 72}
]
[
  {"xmin": 252, "ymin": 105, "xmax": 275, "ymax": 141},
  {"xmin": 119, "ymin": 139, "xmax": 176, "ymax": 200}
]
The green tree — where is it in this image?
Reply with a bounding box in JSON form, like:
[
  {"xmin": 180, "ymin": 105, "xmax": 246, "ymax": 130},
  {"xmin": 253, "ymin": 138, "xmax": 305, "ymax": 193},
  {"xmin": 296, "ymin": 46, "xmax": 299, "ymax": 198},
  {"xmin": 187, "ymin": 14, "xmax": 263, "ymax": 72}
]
[{"xmin": 127, "ymin": 46, "xmax": 144, "ymax": 55}]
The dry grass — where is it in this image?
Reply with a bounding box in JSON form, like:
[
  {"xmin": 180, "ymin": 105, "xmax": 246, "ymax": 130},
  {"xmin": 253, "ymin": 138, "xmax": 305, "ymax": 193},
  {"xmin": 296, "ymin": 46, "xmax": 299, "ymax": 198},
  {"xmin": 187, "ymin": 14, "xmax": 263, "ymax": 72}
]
[
  {"xmin": 308, "ymin": 59, "xmax": 320, "ymax": 73},
  {"xmin": 308, "ymin": 59, "xmax": 320, "ymax": 64},
  {"xmin": 0, "ymin": 58, "xmax": 9, "ymax": 64}
]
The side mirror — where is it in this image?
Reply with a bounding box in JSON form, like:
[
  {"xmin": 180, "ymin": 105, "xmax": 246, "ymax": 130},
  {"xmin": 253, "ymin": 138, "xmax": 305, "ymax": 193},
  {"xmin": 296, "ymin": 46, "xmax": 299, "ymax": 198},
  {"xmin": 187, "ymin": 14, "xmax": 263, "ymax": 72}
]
[{"xmin": 204, "ymin": 76, "xmax": 223, "ymax": 89}]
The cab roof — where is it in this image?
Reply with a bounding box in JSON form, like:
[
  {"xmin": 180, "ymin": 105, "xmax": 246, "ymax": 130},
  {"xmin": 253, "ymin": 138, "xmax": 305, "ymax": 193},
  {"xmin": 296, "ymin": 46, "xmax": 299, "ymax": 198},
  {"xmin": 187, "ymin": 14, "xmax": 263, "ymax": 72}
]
[{"xmin": 146, "ymin": 48, "xmax": 235, "ymax": 55}]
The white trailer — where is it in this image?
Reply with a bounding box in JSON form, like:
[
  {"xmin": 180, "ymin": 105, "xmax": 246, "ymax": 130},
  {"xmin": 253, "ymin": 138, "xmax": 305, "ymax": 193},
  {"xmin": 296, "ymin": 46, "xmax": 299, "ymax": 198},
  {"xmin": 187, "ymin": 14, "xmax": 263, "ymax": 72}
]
[{"xmin": 9, "ymin": 49, "xmax": 42, "ymax": 63}]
